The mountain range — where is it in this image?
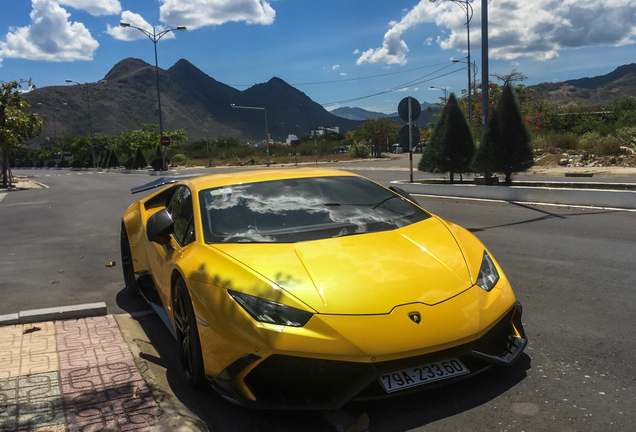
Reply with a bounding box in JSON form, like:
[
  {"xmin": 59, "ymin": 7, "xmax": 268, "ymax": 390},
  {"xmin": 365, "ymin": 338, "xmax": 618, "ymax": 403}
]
[
  {"xmin": 25, "ymin": 58, "xmax": 362, "ymax": 146},
  {"xmin": 24, "ymin": 59, "xmax": 636, "ymax": 146}
]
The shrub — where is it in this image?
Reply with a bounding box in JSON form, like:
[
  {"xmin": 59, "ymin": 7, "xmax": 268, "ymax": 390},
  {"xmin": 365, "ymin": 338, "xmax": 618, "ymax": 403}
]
[
  {"xmin": 615, "ymin": 126, "xmax": 636, "ymax": 148},
  {"xmin": 171, "ymin": 154, "xmax": 188, "ymax": 165},
  {"xmin": 578, "ymin": 132, "xmax": 622, "ymax": 156},
  {"xmin": 57, "ymin": 159, "xmax": 70, "ymax": 168},
  {"xmin": 132, "ymin": 148, "xmax": 147, "ymax": 169},
  {"xmin": 348, "ymin": 141, "xmax": 371, "ymax": 158},
  {"xmin": 47, "ymin": 160, "xmax": 56, "ymax": 168},
  {"xmin": 70, "ymin": 160, "xmax": 82, "ymax": 168},
  {"xmin": 124, "ymin": 156, "xmax": 134, "ymax": 169},
  {"xmin": 533, "ymin": 133, "xmax": 578, "ymax": 151}
]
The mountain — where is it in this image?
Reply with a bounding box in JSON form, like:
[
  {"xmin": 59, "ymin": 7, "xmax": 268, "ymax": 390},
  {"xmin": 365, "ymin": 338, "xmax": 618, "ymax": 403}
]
[
  {"xmin": 330, "ymin": 107, "xmax": 392, "ymax": 121},
  {"xmin": 24, "ymin": 58, "xmax": 361, "ymax": 145},
  {"xmin": 331, "ymin": 103, "xmax": 440, "ymax": 128},
  {"xmin": 532, "ymin": 63, "xmax": 636, "ymax": 107}
]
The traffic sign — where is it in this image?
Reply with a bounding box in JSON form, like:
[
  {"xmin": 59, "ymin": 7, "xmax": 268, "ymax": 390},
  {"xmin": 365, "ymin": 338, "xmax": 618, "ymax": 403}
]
[
  {"xmin": 398, "ymin": 97, "xmax": 421, "ymax": 122},
  {"xmin": 398, "ymin": 125, "xmax": 420, "ymax": 149},
  {"xmin": 161, "ymin": 136, "xmax": 171, "ymax": 147}
]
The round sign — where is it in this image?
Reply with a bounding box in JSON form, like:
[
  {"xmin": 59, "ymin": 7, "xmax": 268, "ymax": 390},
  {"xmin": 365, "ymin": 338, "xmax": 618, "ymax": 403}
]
[
  {"xmin": 398, "ymin": 125, "xmax": 421, "ymax": 149},
  {"xmin": 398, "ymin": 97, "xmax": 421, "ymax": 122},
  {"xmin": 161, "ymin": 136, "xmax": 171, "ymax": 147}
]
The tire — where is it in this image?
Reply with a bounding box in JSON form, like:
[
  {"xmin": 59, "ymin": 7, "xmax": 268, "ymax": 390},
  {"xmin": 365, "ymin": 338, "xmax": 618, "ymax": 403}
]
[
  {"xmin": 120, "ymin": 223, "xmax": 140, "ymax": 295},
  {"xmin": 173, "ymin": 277, "xmax": 206, "ymax": 389}
]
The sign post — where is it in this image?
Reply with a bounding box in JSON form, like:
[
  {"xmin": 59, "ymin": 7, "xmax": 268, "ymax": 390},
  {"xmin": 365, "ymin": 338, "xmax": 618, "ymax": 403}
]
[
  {"xmin": 398, "ymin": 97, "xmax": 421, "ymax": 182},
  {"xmin": 161, "ymin": 136, "xmax": 171, "ymax": 147}
]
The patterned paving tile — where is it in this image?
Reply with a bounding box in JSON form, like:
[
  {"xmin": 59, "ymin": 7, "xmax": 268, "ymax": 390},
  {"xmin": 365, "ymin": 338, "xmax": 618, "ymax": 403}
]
[
  {"xmin": 17, "ymin": 372, "xmax": 66, "ymax": 431},
  {"xmin": 0, "ymin": 376, "xmax": 18, "ymax": 432},
  {"xmin": 0, "ymin": 347, "xmax": 22, "ymax": 382},
  {"xmin": 0, "ymin": 316, "xmax": 161, "ymax": 431}
]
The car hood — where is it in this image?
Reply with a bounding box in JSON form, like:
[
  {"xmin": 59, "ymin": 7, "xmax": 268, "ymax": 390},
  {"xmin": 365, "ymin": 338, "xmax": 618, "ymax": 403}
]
[{"xmin": 211, "ymin": 217, "xmax": 473, "ymax": 315}]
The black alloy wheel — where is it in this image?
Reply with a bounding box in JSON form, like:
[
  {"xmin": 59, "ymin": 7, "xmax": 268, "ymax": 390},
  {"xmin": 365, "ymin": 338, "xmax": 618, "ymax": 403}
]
[
  {"xmin": 120, "ymin": 224, "xmax": 140, "ymax": 295},
  {"xmin": 173, "ymin": 277, "xmax": 205, "ymax": 389}
]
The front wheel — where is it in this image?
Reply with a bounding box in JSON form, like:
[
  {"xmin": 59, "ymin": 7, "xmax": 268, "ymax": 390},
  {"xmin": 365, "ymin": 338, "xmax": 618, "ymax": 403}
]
[{"xmin": 173, "ymin": 277, "xmax": 205, "ymax": 389}]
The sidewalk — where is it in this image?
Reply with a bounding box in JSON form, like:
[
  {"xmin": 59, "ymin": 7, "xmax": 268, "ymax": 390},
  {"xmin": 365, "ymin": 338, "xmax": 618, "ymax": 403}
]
[{"xmin": 0, "ymin": 315, "xmax": 160, "ymax": 431}]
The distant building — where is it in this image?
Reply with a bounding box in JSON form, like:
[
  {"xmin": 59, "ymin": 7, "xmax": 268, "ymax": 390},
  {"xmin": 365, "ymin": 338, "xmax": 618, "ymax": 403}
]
[
  {"xmin": 286, "ymin": 134, "xmax": 299, "ymax": 145},
  {"xmin": 310, "ymin": 127, "xmax": 339, "ymax": 136}
]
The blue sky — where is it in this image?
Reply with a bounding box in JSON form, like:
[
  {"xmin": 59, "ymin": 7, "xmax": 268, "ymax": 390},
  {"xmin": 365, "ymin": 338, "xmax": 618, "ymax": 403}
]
[{"xmin": 1, "ymin": 0, "xmax": 636, "ymax": 114}]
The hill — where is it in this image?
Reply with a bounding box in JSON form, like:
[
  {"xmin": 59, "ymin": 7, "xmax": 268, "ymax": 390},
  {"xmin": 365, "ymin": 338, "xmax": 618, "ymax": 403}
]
[
  {"xmin": 24, "ymin": 58, "xmax": 361, "ymax": 146},
  {"xmin": 532, "ymin": 63, "xmax": 636, "ymax": 107},
  {"xmin": 331, "ymin": 103, "xmax": 440, "ymax": 127}
]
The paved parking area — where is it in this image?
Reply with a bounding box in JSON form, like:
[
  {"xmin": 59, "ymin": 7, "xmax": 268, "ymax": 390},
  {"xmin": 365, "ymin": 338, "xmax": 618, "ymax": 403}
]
[{"xmin": 0, "ymin": 316, "xmax": 160, "ymax": 431}]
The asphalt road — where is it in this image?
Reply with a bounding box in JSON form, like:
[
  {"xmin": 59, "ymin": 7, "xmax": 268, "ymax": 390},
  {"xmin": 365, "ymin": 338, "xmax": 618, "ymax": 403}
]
[{"xmin": 2, "ymin": 164, "xmax": 635, "ymax": 431}]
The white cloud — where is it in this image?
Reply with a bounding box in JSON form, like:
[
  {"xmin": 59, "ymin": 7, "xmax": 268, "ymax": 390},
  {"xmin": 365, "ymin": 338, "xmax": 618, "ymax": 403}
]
[
  {"xmin": 0, "ymin": 0, "xmax": 99, "ymax": 63},
  {"xmin": 58, "ymin": 0, "xmax": 121, "ymax": 16},
  {"xmin": 340, "ymin": 72, "xmax": 347, "ymax": 76},
  {"xmin": 353, "ymin": 49, "xmax": 360, "ymax": 54},
  {"xmin": 357, "ymin": 0, "xmax": 636, "ymax": 64},
  {"xmin": 159, "ymin": 0, "xmax": 276, "ymax": 29},
  {"xmin": 332, "ymin": 64, "xmax": 340, "ymax": 70},
  {"xmin": 106, "ymin": 10, "xmax": 177, "ymax": 41}
]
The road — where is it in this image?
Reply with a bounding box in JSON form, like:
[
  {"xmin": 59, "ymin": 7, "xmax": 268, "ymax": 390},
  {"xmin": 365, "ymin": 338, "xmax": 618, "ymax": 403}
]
[{"xmin": 2, "ymin": 163, "xmax": 635, "ymax": 431}]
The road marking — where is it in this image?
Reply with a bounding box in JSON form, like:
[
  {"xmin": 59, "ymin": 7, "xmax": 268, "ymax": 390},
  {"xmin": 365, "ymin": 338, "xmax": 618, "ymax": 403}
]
[
  {"xmin": 0, "ymin": 193, "xmax": 6, "ymax": 203},
  {"xmin": 411, "ymin": 193, "xmax": 636, "ymax": 212}
]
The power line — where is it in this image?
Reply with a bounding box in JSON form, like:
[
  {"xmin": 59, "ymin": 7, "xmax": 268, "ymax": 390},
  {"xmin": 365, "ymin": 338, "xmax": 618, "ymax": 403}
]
[
  {"xmin": 321, "ymin": 65, "xmax": 464, "ymax": 107},
  {"xmin": 227, "ymin": 60, "xmax": 463, "ymax": 88}
]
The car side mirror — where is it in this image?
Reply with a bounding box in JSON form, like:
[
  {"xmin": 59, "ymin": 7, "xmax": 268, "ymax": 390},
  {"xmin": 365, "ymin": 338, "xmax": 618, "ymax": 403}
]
[{"xmin": 147, "ymin": 208, "xmax": 174, "ymax": 245}]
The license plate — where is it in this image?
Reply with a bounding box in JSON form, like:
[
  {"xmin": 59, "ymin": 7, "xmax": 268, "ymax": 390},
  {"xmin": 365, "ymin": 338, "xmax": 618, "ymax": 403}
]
[{"xmin": 379, "ymin": 358, "xmax": 469, "ymax": 393}]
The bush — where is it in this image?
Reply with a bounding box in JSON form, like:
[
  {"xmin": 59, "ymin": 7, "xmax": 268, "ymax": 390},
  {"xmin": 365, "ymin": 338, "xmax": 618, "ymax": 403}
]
[
  {"xmin": 171, "ymin": 154, "xmax": 188, "ymax": 165},
  {"xmin": 46, "ymin": 160, "xmax": 56, "ymax": 168},
  {"xmin": 532, "ymin": 133, "xmax": 578, "ymax": 151},
  {"xmin": 124, "ymin": 156, "xmax": 134, "ymax": 169},
  {"xmin": 70, "ymin": 160, "xmax": 82, "ymax": 168},
  {"xmin": 578, "ymin": 132, "xmax": 622, "ymax": 156},
  {"xmin": 348, "ymin": 142, "xmax": 371, "ymax": 158},
  {"xmin": 132, "ymin": 148, "xmax": 147, "ymax": 169},
  {"xmin": 615, "ymin": 126, "xmax": 636, "ymax": 148},
  {"xmin": 57, "ymin": 159, "xmax": 70, "ymax": 168}
]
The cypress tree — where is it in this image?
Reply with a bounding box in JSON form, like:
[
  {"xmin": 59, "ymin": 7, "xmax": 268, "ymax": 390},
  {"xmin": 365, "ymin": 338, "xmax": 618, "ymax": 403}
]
[
  {"xmin": 418, "ymin": 93, "xmax": 474, "ymax": 183},
  {"xmin": 486, "ymin": 84, "xmax": 535, "ymax": 185},
  {"xmin": 132, "ymin": 147, "xmax": 147, "ymax": 169}
]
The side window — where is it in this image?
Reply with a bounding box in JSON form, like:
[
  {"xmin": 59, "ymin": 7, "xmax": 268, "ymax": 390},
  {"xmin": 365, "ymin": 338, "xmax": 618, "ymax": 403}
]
[{"xmin": 168, "ymin": 186, "xmax": 195, "ymax": 246}]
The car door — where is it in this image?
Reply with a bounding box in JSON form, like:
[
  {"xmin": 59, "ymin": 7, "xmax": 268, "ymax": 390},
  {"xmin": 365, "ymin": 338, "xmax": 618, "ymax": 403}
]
[{"xmin": 146, "ymin": 185, "xmax": 196, "ymax": 309}]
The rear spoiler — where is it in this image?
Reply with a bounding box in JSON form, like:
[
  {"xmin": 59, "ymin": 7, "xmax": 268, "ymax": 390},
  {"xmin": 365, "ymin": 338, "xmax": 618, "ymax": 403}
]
[{"xmin": 131, "ymin": 174, "xmax": 199, "ymax": 194}]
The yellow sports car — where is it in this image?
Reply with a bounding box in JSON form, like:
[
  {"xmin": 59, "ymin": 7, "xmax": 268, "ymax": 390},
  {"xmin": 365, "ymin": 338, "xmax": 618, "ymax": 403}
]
[{"xmin": 120, "ymin": 168, "xmax": 526, "ymax": 409}]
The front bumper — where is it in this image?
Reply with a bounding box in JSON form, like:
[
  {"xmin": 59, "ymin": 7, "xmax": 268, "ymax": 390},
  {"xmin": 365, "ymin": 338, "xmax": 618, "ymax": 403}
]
[{"xmin": 211, "ymin": 301, "xmax": 527, "ymax": 410}]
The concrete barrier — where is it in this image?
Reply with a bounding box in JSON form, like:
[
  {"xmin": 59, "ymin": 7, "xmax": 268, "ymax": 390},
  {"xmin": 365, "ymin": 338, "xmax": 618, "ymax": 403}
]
[{"xmin": 394, "ymin": 182, "xmax": 636, "ymax": 210}]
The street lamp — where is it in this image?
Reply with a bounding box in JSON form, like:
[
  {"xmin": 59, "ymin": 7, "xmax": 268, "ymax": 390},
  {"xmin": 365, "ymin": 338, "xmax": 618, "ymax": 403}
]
[
  {"xmin": 37, "ymin": 102, "xmax": 67, "ymax": 142},
  {"xmin": 430, "ymin": 0, "xmax": 473, "ymax": 128},
  {"xmin": 65, "ymin": 80, "xmax": 106, "ymax": 168},
  {"xmin": 231, "ymin": 104, "xmax": 269, "ymax": 166},
  {"xmin": 119, "ymin": 21, "xmax": 186, "ymax": 171},
  {"xmin": 430, "ymin": 86, "xmax": 448, "ymax": 103}
]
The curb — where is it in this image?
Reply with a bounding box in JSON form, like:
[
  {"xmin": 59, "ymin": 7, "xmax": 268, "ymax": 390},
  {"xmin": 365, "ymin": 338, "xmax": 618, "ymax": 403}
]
[
  {"xmin": 395, "ymin": 181, "xmax": 636, "ymax": 210},
  {"xmin": 0, "ymin": 301, "xmax": 107, "ymax": 326}
]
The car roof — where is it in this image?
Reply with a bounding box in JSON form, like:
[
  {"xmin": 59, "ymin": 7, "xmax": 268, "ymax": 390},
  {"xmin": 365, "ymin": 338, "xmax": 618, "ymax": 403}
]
[{"xmin": 132, "ymin": 168, "xmax": 357, "ymax": 194}]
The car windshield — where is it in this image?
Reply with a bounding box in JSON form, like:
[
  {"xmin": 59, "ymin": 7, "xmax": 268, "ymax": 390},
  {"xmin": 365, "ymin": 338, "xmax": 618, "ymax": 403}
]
[{"xmin": 199, "ymin": 176, "xmax": 430, "ymax": 243}]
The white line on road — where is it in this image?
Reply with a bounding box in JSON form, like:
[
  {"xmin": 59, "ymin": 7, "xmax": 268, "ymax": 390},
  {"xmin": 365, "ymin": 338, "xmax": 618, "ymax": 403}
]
[{"xmin": 0, "ymin": 193, "xmax": 6, "ymax": 203}]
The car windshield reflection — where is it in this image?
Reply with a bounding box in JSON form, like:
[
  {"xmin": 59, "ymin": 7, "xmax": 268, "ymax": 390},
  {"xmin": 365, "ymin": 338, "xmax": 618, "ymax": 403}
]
[{"xmin": 199, "ymin": 176, "xmax": 430, "ymax": 243}]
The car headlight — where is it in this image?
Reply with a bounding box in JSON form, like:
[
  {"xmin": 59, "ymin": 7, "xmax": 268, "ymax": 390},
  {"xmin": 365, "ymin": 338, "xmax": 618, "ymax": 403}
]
[
  {"xmin": 228, "ymin": 290, "xmax": 313, "ymax": 327},
  {"xmin": 476, "ymin": 251, "xmax": 500, "ymax": 291}
]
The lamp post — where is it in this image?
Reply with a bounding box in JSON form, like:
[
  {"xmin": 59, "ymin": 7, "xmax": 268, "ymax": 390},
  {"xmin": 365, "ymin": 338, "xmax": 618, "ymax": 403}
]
[
  {"xmin": 430, "ymin": 86, "xmax": 448, "ymax": 103},
  {"xmin": 65, "ymin": 80, "xmax": 106, "ymax": 168},
  {"xmin": 120, "ymin": 22, "xmax": 186, "ymax": 171},
  {"xmin": 37, "ymin": 102, "xmax": 67, "ymax": 142},
  {"xmin": 430, "ymin": 0, "xmax": 473, "ymax": 128},
  {"xmin": 481, "ymin": 0, "xmax": 489, "ymax": 133},
  {"xmin": 231, "ymin": 104, "xmax": 269, "ymax": 166}
]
